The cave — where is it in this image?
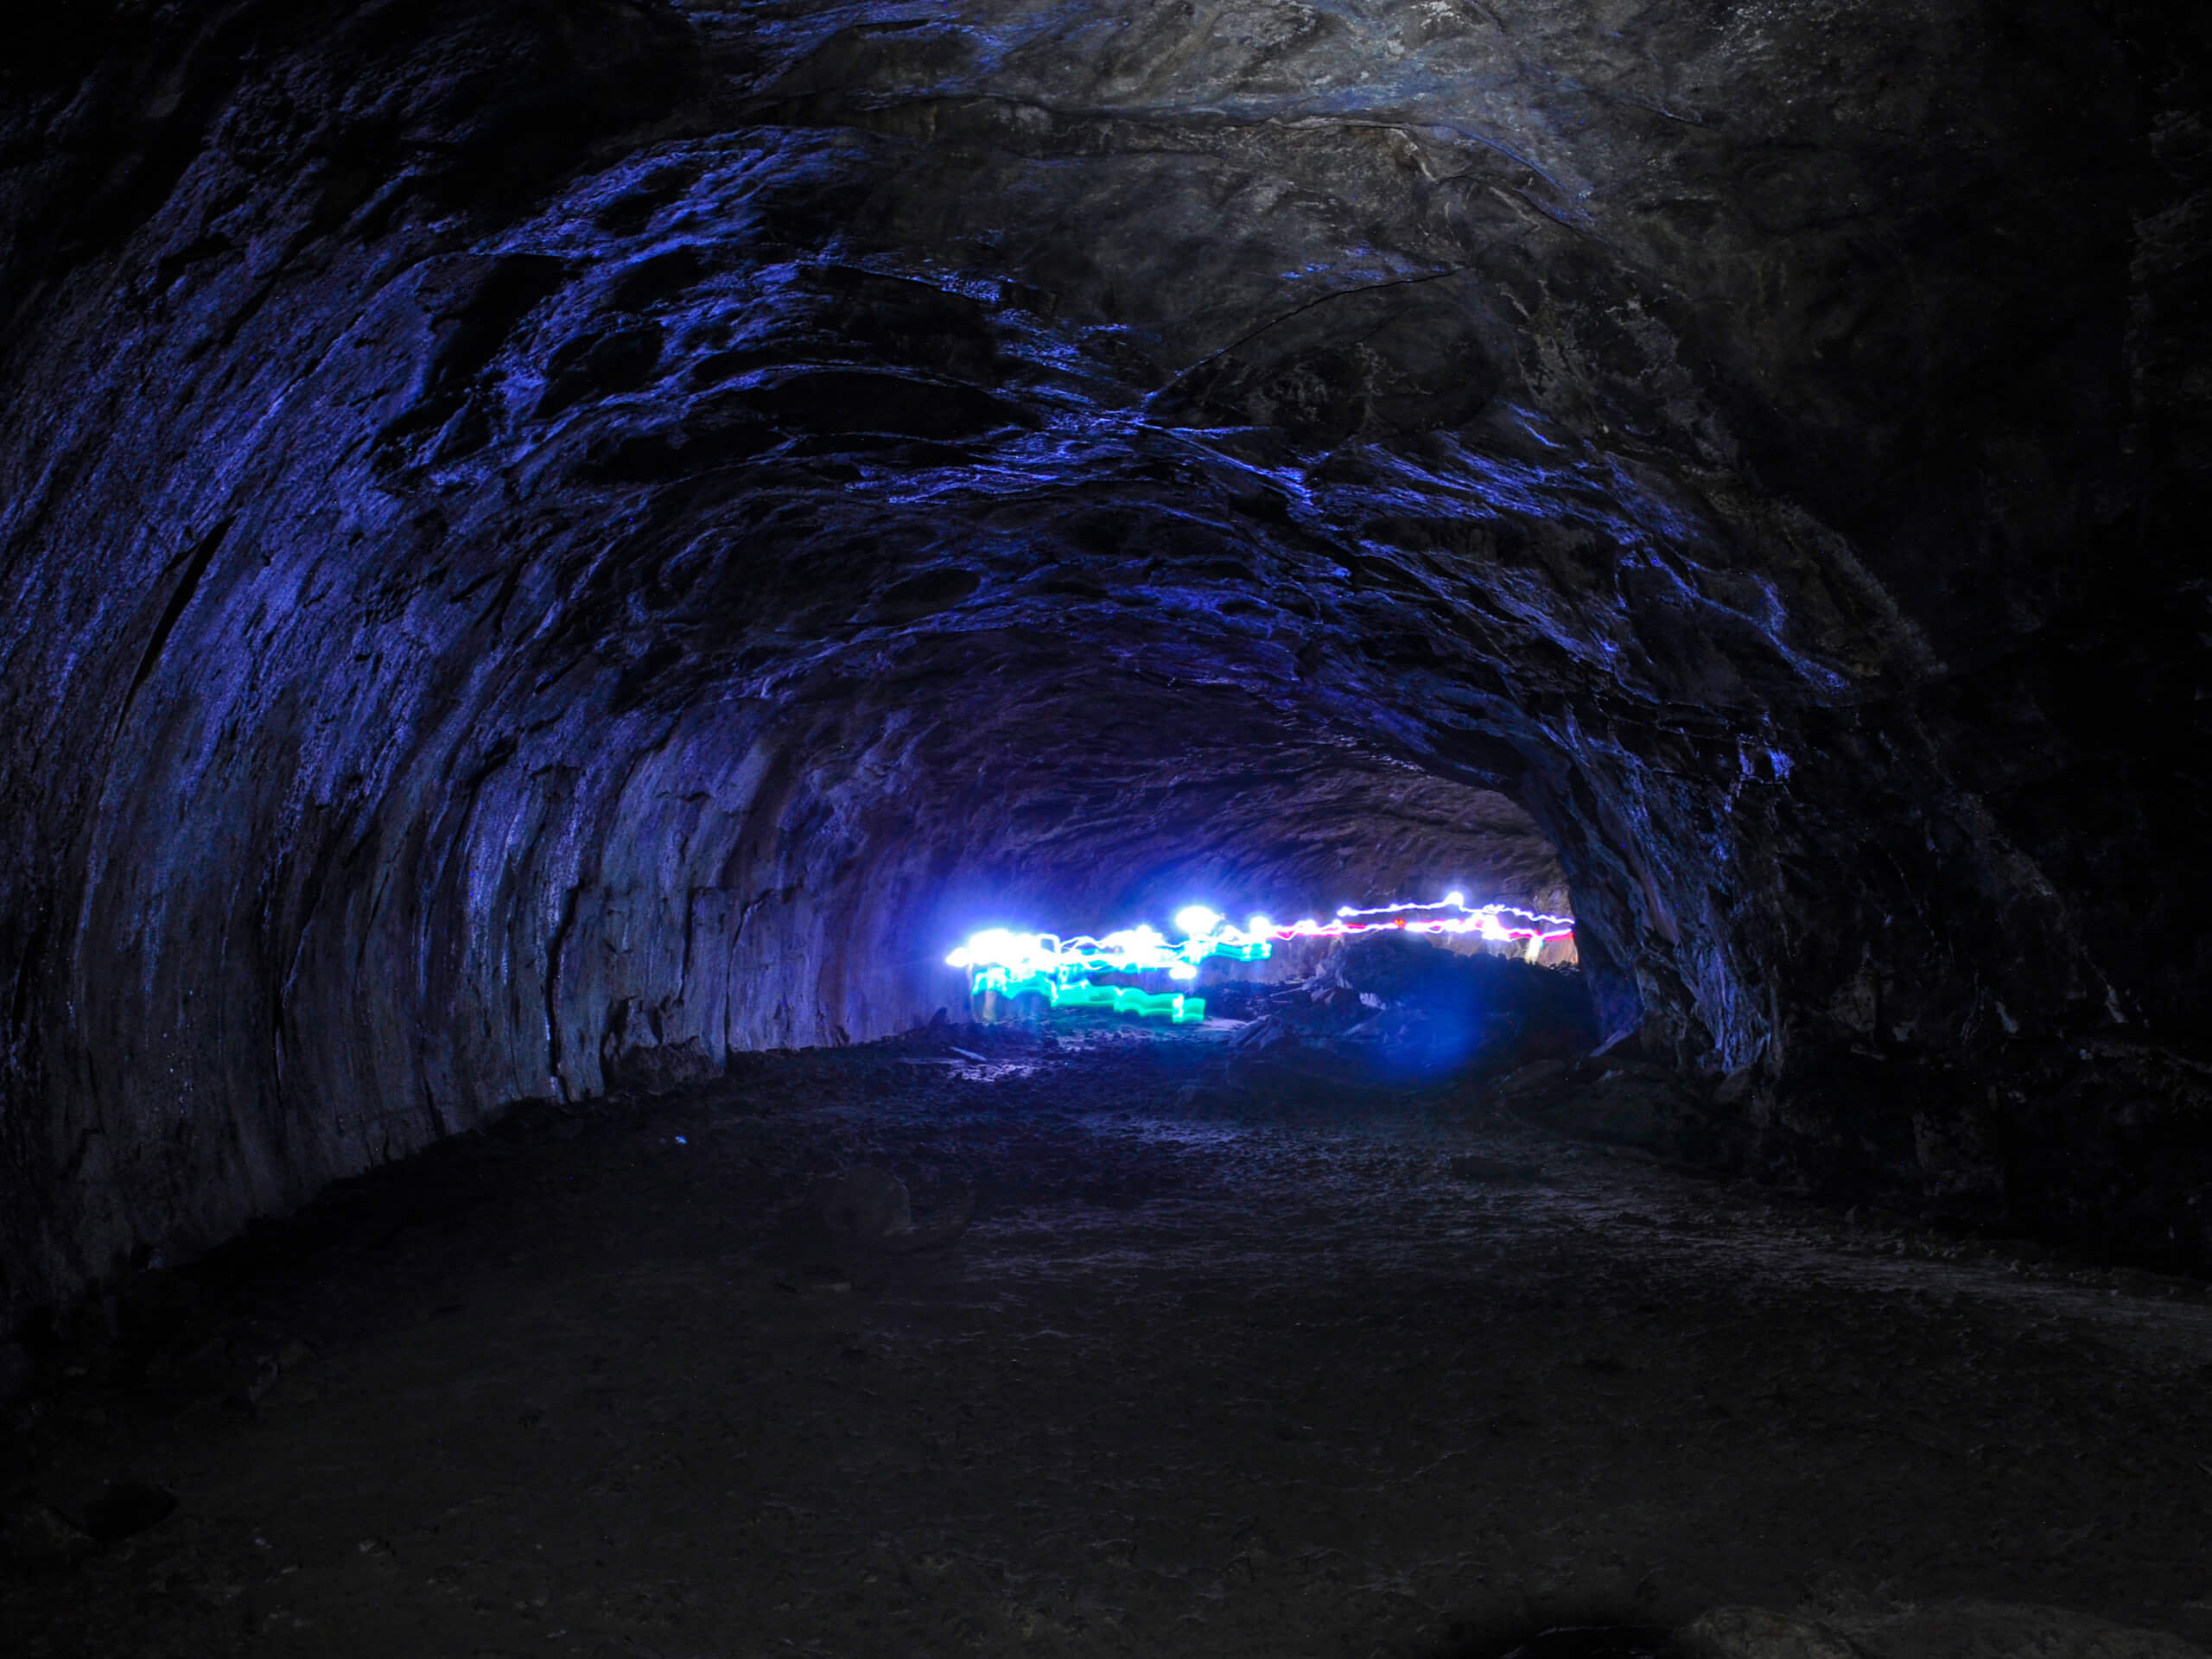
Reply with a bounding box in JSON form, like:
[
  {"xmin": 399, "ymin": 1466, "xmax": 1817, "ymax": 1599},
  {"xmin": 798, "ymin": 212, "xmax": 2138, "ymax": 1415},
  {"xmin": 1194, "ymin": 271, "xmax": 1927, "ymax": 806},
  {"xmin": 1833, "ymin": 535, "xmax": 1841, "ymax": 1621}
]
[{"xmin": 3, "ymin": 0, "xmax": 2209, "ymax": 1651}]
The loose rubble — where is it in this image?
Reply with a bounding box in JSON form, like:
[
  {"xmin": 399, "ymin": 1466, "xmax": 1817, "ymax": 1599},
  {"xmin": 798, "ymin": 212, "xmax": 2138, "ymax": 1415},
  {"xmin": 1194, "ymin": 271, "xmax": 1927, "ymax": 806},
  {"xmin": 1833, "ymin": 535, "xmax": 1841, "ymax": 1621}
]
[{"xmin": 5, "ymin": 1014, "xmax": 2210, "ymax": 1657}]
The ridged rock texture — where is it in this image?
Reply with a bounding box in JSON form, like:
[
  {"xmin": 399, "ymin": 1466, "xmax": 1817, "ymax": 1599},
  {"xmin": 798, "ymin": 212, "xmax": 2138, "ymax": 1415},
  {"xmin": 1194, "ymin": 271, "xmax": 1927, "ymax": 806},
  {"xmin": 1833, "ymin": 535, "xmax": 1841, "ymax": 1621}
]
[{"xmin": 0, "ymin": 0, "xmax": 2206, "ymax": 1321}]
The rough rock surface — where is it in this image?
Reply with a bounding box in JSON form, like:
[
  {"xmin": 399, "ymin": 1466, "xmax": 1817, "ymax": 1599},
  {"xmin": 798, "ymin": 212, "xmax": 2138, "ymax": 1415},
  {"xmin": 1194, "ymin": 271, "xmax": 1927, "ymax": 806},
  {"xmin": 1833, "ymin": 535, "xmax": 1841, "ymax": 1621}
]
[
  {"xmin": 1210, "ymin": 932, "xmax": 1599, "ymax": 1096},
  {"xmin": 1687, "ymin": 1601, "xmax": 2211, "ymax": 1659},
  {"xmin": 8, "ymin": 1023, "xmax": 2212, "ymax": 1656},
  {"xmin": 0, "ymin": 0, "xmax": 2208, "ymax": 1316}
]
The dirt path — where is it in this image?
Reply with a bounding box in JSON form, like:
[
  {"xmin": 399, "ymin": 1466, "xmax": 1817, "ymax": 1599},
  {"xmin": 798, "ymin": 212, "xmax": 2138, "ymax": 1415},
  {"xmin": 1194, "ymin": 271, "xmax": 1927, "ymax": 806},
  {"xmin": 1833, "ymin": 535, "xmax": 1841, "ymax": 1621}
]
[{"xmin": 8, "ymin": 1019, "xmax": 2212, "ymax": 1657}]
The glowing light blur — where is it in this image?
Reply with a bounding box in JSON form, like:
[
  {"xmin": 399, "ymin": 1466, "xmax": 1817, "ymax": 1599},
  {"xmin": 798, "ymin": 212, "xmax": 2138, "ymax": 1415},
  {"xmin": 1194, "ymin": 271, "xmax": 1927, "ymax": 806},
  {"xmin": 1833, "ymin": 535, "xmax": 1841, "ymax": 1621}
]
[
  {"xmin": 1173, "ymin": 905, "xmax": 1224, "ymax": 937},
  {"xmin": 948, "ymin": 895, "xmax": 1575, "ymax": 1022},
  {"xmin": 1300, "ymin": 892, "xmax": 1575, "ymax": 948}
]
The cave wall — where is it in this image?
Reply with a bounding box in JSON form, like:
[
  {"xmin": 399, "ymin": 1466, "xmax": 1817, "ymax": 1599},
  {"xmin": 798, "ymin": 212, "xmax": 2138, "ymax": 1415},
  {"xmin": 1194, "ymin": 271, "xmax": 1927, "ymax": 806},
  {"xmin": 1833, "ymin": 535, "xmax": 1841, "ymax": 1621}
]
[{"xmin": 1, "ymin": 0, "xmax": 2207, "ymax": 1320}]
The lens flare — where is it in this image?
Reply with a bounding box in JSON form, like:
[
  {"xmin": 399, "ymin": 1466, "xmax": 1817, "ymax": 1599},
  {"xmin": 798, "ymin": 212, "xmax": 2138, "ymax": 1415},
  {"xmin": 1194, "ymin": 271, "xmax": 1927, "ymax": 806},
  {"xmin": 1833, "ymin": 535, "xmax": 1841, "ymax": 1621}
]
[
  {"xmin": 1173, "ymin": 905, "xmax": 1224, "ymax": 938},
  {"xmin": 947, "ymin": 896, "xmax": 1574, "ymax": 1022}
]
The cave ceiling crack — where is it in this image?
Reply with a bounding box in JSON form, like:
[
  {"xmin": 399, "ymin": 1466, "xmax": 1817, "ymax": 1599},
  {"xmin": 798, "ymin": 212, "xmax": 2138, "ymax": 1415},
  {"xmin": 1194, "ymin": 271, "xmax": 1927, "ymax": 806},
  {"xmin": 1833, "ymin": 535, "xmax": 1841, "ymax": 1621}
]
[
  {"xmin": 740, "ymin": 86, "xmax": 1587, "ymax": 201},
  {"xmin": 1143, "ymin": 262, "xmax": 1479, "ymax": 414}
]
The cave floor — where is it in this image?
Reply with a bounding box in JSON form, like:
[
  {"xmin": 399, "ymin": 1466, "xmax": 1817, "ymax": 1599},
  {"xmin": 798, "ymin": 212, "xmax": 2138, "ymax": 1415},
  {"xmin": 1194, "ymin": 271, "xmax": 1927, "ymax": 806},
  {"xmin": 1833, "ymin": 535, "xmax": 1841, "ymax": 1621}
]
[{"xmin": 9, "ymin": 1018, "xmax": 2212, "ymax": 1658}]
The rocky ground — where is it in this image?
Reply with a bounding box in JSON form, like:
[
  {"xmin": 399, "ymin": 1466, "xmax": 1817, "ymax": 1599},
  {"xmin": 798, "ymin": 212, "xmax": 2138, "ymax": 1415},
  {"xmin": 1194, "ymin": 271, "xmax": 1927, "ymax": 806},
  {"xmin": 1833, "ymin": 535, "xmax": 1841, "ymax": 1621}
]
[{"xmin": 5, "ymin": 1012, "xmax": 2212, "ymax": 1658}]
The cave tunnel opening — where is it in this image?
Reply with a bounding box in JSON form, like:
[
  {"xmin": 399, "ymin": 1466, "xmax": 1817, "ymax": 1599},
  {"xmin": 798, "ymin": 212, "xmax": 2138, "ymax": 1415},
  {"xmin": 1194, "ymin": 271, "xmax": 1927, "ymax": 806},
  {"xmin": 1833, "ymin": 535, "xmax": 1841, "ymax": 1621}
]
[
  {"xmin": 5, "ymin": 0, "xmax": 2212, "ymax": 1652},
  {"xmin": 927, "ymin": 770, "xmax": 1600, "ymax": 1082}
]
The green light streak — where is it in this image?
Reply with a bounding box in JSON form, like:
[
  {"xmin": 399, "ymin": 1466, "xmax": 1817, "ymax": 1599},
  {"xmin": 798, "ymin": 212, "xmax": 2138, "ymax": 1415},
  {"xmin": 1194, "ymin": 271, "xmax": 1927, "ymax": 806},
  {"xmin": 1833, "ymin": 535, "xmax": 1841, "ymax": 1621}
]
[
  {"xmin": 970, "ymin": 967, "xmax": 1207, "ymax": 1024},
  {"xmin": 1050, "ymin": 940, "xmax": 1272, "ymax": 976}
]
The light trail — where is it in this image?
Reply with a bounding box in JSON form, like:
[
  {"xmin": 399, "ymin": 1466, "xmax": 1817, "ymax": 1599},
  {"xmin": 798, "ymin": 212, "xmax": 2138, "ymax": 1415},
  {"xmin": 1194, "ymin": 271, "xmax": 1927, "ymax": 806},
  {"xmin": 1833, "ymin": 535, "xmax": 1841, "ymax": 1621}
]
[{"xmin": 946, "ymin": 895, "xmax": 1575, "ymax": 1022}]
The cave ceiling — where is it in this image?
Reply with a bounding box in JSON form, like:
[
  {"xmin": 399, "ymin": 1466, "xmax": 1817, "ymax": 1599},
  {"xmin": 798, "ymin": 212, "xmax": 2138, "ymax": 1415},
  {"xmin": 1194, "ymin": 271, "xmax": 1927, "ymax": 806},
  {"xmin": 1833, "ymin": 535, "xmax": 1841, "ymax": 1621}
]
[{"xmin": 0, "ymin": 0, "xmax": 2206, "ymax": 1312}]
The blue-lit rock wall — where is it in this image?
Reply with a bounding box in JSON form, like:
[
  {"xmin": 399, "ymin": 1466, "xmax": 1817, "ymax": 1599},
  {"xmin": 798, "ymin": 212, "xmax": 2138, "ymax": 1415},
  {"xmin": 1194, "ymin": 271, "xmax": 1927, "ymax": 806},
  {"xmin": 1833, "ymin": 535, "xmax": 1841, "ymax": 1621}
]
[{"xmin": 0, "ymin": 0, "xmax": 2205, "ymax": 1316}]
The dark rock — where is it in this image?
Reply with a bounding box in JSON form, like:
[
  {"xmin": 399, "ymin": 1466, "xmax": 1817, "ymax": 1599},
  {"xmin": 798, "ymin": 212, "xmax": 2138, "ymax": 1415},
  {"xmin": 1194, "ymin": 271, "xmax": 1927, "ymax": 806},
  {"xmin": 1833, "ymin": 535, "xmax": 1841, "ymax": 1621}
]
[
  {"xmin": 38, "ymin": 1476, "xmax": 178, "ymax": 1546},
  {"xmin": 494, "ymin": 1099, "xmax": 588, "ymax": 1146},
  {"xmin": 1500, "ymin": 1627, "xmax": 1679, "ymax": 1659},
  {"xmin": 602, "ymin": 1000, "xmax": 722, "ymax": 1096},
  {"xmin": 0, "ymin": 0, "xmax": 2206, "ymax": 1315},
  {"xmin": 1446, "ymin": 1155, "xmax": 1542, "ymax": 1185},
  {"xmin": 879, "ymin": 1188, "xmax": 975, "ymax": 1255},
  {"xmin": 1222, "ymin": 938, "xmax": 1598, "ymax": 1088},
  {"xmin": 1682, "ymin": 1607, "xmax": 1866, "ymax": 1659},
  {"xmin": 1515, "ymin": 1064, "xmax": 1703, "ymax": 1154},
  {"xmin": 1322, "ymin": 937, "xmax": 1599, "ymax": 1077},
  {"xmin": 231, "ymin": 1351, "xmax": 282, "ymax": 1409},
  {"xmin": 1173, "ymin": 1082, "xmax": 1254, "ymax": 1116},
  {"xmin": 1322, "ymin": 934, "xmax": 1479, "ymax": 1005},
  {"xmin": 1683, "ymin": 1602, "xmax": 2210, "ymax": 1659},
  {"xmin": 0, "ymin": 1342, "xmax": 31, "ymax": 1404},
  {"xmin": 1227, "ymin": 1015, "xmax": 1300, "ymax": 1058},
  {"xmin": 820, "ymin": 1166, "xmax": 913, "ymax": 1244},
  {"xmin": 1494, "ymin": 1061, "xmax": 1573, "ymax": 1100},
  {"xmin": 1197, "ymin": 980, "xmax": 1266, "ymax": 1022},
  {"xmin": 0, "ymin": 1501, "xmax": 94, "ymax": 1569},
  {"xmin": 74, "ymin": 1481, "xmax": 178, "ymax": 1544}
]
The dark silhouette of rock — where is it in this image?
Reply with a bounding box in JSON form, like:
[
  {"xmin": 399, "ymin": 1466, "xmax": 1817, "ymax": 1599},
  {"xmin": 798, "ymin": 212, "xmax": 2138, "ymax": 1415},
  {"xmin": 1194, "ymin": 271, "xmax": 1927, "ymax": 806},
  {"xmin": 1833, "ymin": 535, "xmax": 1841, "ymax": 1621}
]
[
  {"xmin": 819, "ymin": 1164, "xmax": 974, "ymax": 1254},
  {"xmin": 821, "ymin": 1166, "xmax": 914, "ymax": 1244},
  {"xmin": 73, "ymin": 1481, "xmax": 178, "ymax": 1544},
  {"xmin": 0, "ymin": 1502, "xmax": 93, "ymax": 1569},
  {"xmin": 1684, "ymin": 1602, "xmax": 2209, "ymax": 1659}
]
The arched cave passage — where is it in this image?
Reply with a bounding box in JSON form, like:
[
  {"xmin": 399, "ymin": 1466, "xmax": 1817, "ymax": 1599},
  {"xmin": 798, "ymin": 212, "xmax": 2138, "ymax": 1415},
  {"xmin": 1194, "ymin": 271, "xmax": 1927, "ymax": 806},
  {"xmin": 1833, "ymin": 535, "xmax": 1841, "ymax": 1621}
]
[{"xmin": 4, "ymin": 0, "xmax": 2212, "ymax": 1649}]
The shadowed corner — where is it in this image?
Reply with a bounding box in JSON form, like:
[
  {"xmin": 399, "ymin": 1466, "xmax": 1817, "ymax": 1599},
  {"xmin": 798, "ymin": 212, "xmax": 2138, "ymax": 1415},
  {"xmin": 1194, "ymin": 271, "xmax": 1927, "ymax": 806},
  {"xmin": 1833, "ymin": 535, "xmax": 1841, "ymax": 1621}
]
[{"xmin": 1421, "ymin": 1601, "xmax": 1686, "ymax": 1659}]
